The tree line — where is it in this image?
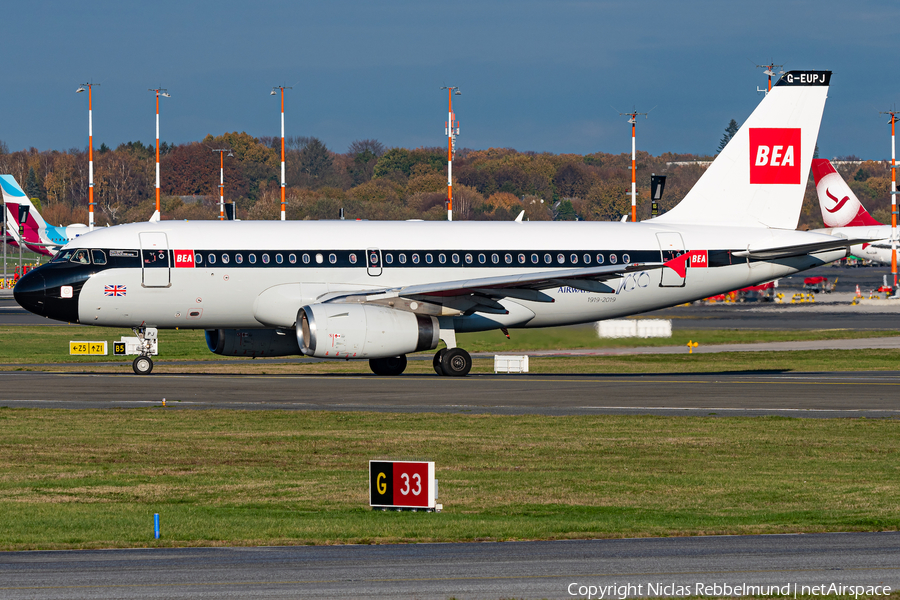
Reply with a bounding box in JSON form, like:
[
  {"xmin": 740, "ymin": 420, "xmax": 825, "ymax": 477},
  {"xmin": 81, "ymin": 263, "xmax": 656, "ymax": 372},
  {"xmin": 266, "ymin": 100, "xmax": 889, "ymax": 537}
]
[{"xmin": 1, "ymin": 128, "xmax": 864, "ymax": 230}]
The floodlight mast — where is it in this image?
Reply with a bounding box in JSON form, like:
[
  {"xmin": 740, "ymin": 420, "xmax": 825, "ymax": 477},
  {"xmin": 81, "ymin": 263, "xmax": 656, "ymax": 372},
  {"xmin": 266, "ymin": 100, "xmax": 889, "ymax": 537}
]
[
  {"xmin": 76, "ymin": 82, "xmax": 99, "ymax": 231},
  {"xmin": 441, "ymin": 86, "xmax": 460, "ymax": 221},
  {"xmin": 149, "ymin": 88, "xmax": 170, "ymax": 217},
  {"xmin": 882, "ymin": 108, "xmax": 899, "ymax": 289},
  {"xmin": 620, "ymin": 108, "xmax": 648, "ymax": 222},
  {"xmin": 272, "ymin": 85, "xmax": 292, "ymax": 221},
  {"xmin": 756, "ymin": 62, "xmax": 784, "ymax": 94},
  {"xmin": 211, "ymin": 148, "xmax": 233, "ymax": 220}
]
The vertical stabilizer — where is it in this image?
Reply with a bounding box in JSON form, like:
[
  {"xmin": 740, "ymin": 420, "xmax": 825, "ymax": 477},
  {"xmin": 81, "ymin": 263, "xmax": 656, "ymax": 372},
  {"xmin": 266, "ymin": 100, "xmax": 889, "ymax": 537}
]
[
  {"xmin": 0, "ymin": 175, "xmax": 49, "ymax": 230},
  {"xmin": 654, "ymin": 71, "xmax": 831, "ymax": 229},
  {"xmin": 812, "ymin": 159, "xmax": 882, "ymax": 227}
]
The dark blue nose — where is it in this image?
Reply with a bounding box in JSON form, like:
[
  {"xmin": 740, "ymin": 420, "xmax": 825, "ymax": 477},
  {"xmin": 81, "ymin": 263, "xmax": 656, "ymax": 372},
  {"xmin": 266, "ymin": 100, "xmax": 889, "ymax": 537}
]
[
  {"xmin": 13, "ymin": 270, "xmax": 47, "ymax": 315},
  {"xmin": 14, "ymin": 266, "xmax": 84, "ymax": 323}
]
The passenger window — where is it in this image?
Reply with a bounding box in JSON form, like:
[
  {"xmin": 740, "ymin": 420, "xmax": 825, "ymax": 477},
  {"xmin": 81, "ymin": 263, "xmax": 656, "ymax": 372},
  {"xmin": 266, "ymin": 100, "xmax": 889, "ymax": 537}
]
[
  {"xmin": 289, "ymin": 254, "xmax": 297, "ymax": 264},
  {"xmin": 276, "ymin": 254, "xmax": 283, "ymax": 264},
  {"xmin": 329, "ymin": 253, "xmax": 337, "ymax": 264},
  {"xmin": 425, "ymin": 254, "xmax": 433, "ymax": 264},
  {"xmin": 221, "ymin": 254, "xmax": 230, "ymax": 264},
  {"xmin": 235, "ymin": 254, "xmax": 243, "ymax": 264},
  {"xmin": 249, "ymin": 254, "xmax": 257, "ymax": 264},
  {"xmin": 399, "ymin": 254, "xmax": 407, "ymax": 264},
  {"xmin": 439, "ymin": 254, "xmax": 447, "ymax": 264},
  {"xmin": 91, "ymin": 250, "xmax": 107, "ymax": 265},
  {"xmin": 208, "ymin": 253, "xmax": 216, "ymax": 265}
]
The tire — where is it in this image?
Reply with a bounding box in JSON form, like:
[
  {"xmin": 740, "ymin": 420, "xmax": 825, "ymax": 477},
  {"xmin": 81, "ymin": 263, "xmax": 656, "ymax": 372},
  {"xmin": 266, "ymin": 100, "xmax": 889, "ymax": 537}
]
[
  {"xmin": 133, "ymin": 355, "xmax": 153, "ymax": 375},
  {"xmin": 369, "ymin": 355, "xmax": 407, "ymax": 376},
  {"xmin": 440, "ymin": 348, "xmax": 472, "ymax": 377},
  {"xmin": 433, "ymin": 348, "xmax": 447, "ymax": 376}
]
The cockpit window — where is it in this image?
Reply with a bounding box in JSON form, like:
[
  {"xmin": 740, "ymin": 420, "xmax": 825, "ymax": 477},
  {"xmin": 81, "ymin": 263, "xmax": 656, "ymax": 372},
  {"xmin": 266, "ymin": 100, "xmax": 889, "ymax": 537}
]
[
  {"xmin": 52, "ymin": 249, "xmax": 75, "ymax": 263},
  {"xmin": 70, "ymin": 249, "xmax": 91, "ymax": 265},
  {"xmin": 91, "ymin": 250, "xmax": 107, "ymax": 265}
]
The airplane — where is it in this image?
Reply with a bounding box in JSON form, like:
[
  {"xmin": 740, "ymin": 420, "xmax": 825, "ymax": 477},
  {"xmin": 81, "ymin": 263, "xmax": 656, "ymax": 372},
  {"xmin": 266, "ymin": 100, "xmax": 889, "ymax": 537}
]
[
  {"xmin": 15, "ymin": 70, "xmax": 861, "ymax": 377},
  {"xmin": 0, "ymin": 175, "xmax": 88, "ymax": 256},
  {"xmin": 812, "ymin": 158, "xmax": 897, "ymax": 265}
]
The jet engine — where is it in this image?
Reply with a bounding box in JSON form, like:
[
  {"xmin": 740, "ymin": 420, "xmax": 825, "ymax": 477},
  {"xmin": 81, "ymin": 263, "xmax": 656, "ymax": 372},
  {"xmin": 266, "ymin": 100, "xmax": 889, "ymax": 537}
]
[
  {"xmin": 205, "ymin": 328, "xmax": 301, "ymax": 357},
  {"xmin": 296, "ymin": 304, "xmax": 439, "ymax": 359}
]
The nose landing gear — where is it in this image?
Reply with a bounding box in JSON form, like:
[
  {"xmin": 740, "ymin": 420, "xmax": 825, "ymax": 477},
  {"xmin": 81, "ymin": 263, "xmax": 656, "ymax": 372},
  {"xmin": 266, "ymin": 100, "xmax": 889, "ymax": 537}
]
[{"xmin": 131, "ymin": 326, "xmax": 157, "ymax": 375}]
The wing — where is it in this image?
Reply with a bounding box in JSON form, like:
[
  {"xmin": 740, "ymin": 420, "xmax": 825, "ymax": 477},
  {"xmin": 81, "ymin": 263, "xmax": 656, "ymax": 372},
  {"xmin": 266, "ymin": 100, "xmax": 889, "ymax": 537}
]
[{"xmin": 321, "ymin": 262, "xmax": 663, "ymax": 314}]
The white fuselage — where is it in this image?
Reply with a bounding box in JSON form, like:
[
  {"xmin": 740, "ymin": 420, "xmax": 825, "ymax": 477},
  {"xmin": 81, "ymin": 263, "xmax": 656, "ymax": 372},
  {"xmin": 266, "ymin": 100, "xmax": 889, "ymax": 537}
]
[
  {"xmin": 814, "ymin": 225, "xmax": 897, "ymax": 265},
  {"xmin": 55, "ymin": 219, "xmax": 844, "ymax": 332}
]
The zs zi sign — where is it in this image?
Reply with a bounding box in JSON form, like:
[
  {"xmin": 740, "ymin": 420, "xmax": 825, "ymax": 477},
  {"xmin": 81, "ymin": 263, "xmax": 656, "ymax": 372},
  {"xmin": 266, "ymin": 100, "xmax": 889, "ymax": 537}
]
[
  {"xmin": 369, "ymin": 460, "xmax": 436, "ymax": 509},
  {"xmin": 750, "ymin": 128, "xmax": 801, "ymax": 184}
]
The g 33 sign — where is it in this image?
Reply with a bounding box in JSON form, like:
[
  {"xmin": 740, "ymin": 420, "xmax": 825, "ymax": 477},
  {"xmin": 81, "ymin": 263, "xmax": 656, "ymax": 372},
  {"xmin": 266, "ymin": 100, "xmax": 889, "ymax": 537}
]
[{"xmin": 369, "ymin": 460, "xmax": 436, "ymax": 509}]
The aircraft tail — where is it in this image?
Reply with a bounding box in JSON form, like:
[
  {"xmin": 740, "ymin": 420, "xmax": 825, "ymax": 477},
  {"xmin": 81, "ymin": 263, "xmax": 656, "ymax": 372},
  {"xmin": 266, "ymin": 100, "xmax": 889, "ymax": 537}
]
[
  {"xmin": 0, "ymin": 175, "xmax": 49, "ymax": 230},
  {"xmin": 812, "ymin": 159, "xmax": 882, "ymax": 227},
  {"xmin": 653, "ymin": 71, "xmax": 831, "ymax": 229}
]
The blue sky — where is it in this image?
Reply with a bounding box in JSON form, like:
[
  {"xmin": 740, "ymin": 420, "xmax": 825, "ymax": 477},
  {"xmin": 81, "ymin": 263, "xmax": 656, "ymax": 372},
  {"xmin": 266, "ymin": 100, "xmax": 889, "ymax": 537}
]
[{"xmin": 4, "ymin": 0, "xmax": 899, "ymax": 159}]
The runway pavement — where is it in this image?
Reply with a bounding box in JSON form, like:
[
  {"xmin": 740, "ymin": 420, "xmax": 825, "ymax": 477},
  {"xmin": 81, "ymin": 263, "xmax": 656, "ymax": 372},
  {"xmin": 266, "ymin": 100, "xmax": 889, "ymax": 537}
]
[
  {"xmin": 0, "ymin": 531, "xmax": 897, "ymax": 599},
  {"xmin": 3, "ymin": 370, "xmax": 900, "ymax": 417}
]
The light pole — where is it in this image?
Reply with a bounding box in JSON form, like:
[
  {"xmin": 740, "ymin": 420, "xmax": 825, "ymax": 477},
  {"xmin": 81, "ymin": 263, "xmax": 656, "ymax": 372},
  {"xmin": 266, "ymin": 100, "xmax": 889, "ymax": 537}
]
[
  {"xmin": 211, "ymin": 148, "xmax": 233, "ymax": 220},
  {"xmin": 271, "ymin": 85, "xmax": 292, "ymax": 221},
  {"xmin": 76, "ymin": 82, "xmax": 99, "ymax": 231},
  {"xmin": 883, "ymin": 109, "xmax": 899, "ymax": 290},
  {"xmin": 441, "ymin": 86, "xmax": 461, "ymax": 221},
  {"xmin": 620, "ymin": 108, "xmax": 649, "ymax": 222},
  {"xmin": 149, "ymin": 87, "xmax": 171, "ymax": 218},
  {"xmin": 755, "ymin": 62, "xmax": 784, "ymax": 95}
]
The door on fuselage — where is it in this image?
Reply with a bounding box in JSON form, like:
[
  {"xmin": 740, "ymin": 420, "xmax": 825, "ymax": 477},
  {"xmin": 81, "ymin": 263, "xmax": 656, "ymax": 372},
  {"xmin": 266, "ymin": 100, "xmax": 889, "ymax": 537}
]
[
  {"xmin": 657, "ymin": 232, "xmax": 686, "ymax": 287},
  {"xmin": 140, "ymin": 232, "xmax": 171, "ymax": 287},
  {"xmin": 367, "ymin": 248, "xmax": 382, "ymax": 276}
]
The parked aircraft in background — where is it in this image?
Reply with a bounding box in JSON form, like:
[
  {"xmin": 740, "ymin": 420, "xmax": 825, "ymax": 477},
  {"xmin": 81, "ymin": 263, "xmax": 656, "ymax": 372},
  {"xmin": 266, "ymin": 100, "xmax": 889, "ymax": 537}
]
[
  {"xmin": 0, "ymin": 175, "xmax": 88, "ymax": 256},
  {"xmin": 812, "ymin": 159, "xmax": 897, "ymax": 265},
  {"xmin": 16, "ymin": 70, "xmax": 861, "ymax": 376}
]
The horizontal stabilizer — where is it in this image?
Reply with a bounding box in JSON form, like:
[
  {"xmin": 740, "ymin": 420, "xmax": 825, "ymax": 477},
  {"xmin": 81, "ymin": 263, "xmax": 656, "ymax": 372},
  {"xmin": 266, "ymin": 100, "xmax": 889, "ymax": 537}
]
[{"xmin": 732, "ymin": 237, "xmax": 868, "ymax": 260}]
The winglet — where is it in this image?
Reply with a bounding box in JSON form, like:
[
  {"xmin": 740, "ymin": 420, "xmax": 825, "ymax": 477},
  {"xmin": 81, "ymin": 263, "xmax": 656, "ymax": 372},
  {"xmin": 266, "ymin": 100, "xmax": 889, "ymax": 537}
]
[
  {"xmin": 149, "ymin": 210, "xmax": 161, "ymax": 223},
  {"xmin": 514, "ymin": 210, "xmax": 525, "ymax": 222},
  {"xmin": 812, "ymin": 159, "xmax": 882, "ymax": 227}
]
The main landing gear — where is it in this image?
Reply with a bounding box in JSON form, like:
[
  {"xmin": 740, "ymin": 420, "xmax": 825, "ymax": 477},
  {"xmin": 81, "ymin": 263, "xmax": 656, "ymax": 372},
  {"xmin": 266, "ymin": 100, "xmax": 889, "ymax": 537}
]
[
  {"xmin": 369, "ymin": 355, "xmax": 408, "ymax": 376},
  {"xmin": 433, "ymin": 347, "xmax": 472, "ymax": 377},
  {"xmin": 367, "ymin": 347, "xmax": 473, "ymax": 377}
]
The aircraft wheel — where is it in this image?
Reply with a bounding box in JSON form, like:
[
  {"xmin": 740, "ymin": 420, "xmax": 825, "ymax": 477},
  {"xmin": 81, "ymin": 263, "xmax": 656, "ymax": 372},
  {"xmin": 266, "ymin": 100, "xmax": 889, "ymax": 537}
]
[
  {"xmin": 369, "ymin": 355, "xmax": 407, "ymax": 376},
  {"xmin": 433, "ymin": 349, "xmax": 447, "ymax": 375},
  {"xmin": 440, "ymin": 348, "xmax": 472, "ymax": 377},
  {"xmin": 133, "ymin": 355, "xmax": 153, "ymax": 375}
]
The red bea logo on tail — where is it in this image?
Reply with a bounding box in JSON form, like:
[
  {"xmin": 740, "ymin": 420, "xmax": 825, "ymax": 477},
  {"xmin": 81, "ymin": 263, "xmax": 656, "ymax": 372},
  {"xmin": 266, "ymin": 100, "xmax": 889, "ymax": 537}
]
[{"xmin": 749, "ymin": 128, "xmax": 801, "ymax": 184}]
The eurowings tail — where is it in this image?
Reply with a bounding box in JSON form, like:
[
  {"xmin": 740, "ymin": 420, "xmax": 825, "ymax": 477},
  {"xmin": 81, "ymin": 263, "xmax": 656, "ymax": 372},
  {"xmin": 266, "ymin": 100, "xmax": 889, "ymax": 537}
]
[
  {"xmin": 653, "ymin": 71, "xmax": 830, "ymax": 229},
  {"xmin": 812, "ymin": 159, "xmax": 882, "ymax": 227},
  {"xmin": 0, "ymin": 175, "xmax": 49, "ymax": 231}
]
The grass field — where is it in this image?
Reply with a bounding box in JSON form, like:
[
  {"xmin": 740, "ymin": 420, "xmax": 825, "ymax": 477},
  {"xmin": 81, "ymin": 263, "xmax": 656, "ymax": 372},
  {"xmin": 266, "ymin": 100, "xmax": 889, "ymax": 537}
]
[
  {"xmin": 0, "ymin": 409, "xmax": 897, "ymax": 551},
  {"xmin": 2, "ymin": 325, "xmax": 899, "ymax": 373},
  {"xmin": 2, "ymin": 324, "xmax": 899, "ymax": 553}
]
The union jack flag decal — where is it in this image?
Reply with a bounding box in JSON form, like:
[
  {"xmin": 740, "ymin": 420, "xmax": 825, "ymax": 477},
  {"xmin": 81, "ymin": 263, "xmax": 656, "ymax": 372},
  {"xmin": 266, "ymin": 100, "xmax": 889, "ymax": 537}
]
[{"xmin": 104, "ymin": 285, "xmax": 127, "ymax": 297}]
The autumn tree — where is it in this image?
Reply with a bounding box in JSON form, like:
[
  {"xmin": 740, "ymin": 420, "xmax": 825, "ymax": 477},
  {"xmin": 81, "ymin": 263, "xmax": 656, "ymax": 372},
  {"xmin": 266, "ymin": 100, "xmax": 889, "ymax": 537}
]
[
  {"xmin": 348, "ymin": 138, "xmax": 385, "ymax": 185},
  {"xmin": 717, "ymin": 119, "xmax": 739, "ymax": 153}
]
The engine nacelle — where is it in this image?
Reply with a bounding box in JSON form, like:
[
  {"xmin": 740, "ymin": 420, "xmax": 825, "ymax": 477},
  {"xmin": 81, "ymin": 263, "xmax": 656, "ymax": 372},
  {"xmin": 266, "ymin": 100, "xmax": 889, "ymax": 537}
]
[
  {"xmin": 296, "ymin": 304, "xmax": 439, "ymax": 359},
  {"xmin": 206, "ymin": 328, "xmax": 301, "ymax": 357}
]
